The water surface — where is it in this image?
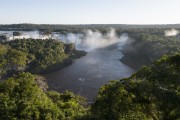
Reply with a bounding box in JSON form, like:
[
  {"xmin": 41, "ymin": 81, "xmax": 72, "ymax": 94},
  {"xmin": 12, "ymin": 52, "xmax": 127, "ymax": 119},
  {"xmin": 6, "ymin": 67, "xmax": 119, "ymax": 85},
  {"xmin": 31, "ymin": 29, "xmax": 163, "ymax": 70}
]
[{"xmin": 45, "ymin": 48, "xmax": 134, "ymax": 102}]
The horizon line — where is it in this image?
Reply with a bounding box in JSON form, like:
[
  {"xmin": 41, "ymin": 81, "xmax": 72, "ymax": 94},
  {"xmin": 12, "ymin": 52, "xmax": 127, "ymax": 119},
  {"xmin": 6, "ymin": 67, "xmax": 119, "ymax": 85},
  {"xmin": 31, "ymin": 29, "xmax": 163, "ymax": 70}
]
[{"xmin": 1, "ymin": 23, "xmax": 180, "ymax": 26}]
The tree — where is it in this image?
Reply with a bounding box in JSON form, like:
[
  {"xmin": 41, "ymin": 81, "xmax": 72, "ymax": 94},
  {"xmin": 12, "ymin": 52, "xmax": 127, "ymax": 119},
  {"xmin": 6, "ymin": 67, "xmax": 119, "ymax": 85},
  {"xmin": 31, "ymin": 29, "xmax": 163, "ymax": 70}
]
[
  {"xmin": 91, "ymin": 54, "xmax": 180, "ymax": 120},
  {"xmin": 0, "ymin": 45, "xmax": 28, "ymax": 78},
  {"xmin": 0, "ymin": 72, "xmax": 64, "ymax": 120},
  {"xmin": 0, "ymin": 72, "xmax": 88, "ymax": 120}
]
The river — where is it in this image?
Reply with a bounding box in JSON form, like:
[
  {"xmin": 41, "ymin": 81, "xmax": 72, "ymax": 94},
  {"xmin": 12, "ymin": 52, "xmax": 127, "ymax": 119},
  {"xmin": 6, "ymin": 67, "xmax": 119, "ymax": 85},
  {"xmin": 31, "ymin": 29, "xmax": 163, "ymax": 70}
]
[{"xmin": 45, "ymin": 48, "xmax": 134, "ymax": 102}]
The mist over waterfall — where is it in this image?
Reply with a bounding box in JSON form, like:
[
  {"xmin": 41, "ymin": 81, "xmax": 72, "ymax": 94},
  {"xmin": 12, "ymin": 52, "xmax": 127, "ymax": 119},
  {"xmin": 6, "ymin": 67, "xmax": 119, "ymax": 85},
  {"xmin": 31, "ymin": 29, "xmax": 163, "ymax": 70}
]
[
  {"xmin": 165, "ymin": 29, "xmax": 179, "ymax": 36},
  {"xmin": 7, "ymin": 31, "xmax": 51, "ymax": 40},
  {"xmin": 56, "ymin": 29, "xmax": 129, "ymax": 51},
  {"xmin": 1, "ymin": 29, "xmax": 129, "ymax": 52}
]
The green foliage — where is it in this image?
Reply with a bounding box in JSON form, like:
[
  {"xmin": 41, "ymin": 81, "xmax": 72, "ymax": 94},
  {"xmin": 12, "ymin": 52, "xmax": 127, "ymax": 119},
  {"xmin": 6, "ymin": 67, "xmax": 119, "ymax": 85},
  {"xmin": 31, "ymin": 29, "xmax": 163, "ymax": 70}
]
[
  {"xmin": 0, "ymin": 72, "xmax": 88, "ymax": 120},
  {"xmin": 0, "ymin": 72, "xmax": 64, "ymax": 120},
  {"xmin": 47, "ymin": 91, "xmax": 87, "ymax": 119},
  {"xmin": 1, "ymin": 25, "xmax": 180, "ymax": 119},
  {"xmin": 91, "ymin": 81, "xmax": 149, "ymax": 120},
  {"xmin": 1, "ymin": 24, "xmax": 180, "ymax": 33},
  {"xmin": 92, "ymin": 54, "xmax": 180, "ymax": 120},
  {"xmin": 0, "ymin": 44, "xmax": 28, "ymax": 78},
  {"xmin": 5, "ymin": 39, "xmax": 68, "ymax": 73},
  {"xmin": 121, "ymin": 33, "xmax": 180, "ymax": 69},
  {"xmin": 132, "ymin": 54, "xmax": 180, "ymax": 91},
  {"xmin": 0, "ymin": 38, "xmax": 87, "ymax": 119},
  {"xmin": 1, "ymin": 39, "xmax": 86, "ymax": 76}
]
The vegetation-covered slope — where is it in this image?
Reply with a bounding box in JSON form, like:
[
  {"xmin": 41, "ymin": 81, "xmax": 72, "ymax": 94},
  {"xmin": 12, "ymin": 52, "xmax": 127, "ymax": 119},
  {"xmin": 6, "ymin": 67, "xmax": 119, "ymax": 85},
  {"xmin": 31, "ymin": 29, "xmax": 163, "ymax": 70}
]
[
  {"xmin": 0, "ymin": 39, "xmax": 86, "ymax": 78},
  {"xmin": 0, "ymin": 38, "xmax": 88, "ymax": 119},
  {"xmin": 121, "ymin": 33, "xmax": 180, "ymax": 69},
  {"xmin": 91, "ymin": 54, "xmax": 180, "ymax": 120},
  {"xmin": 1, "ymin": 53, "xmax": 179, "ymax": 120},
  {"xmin": 0, "ymin": 72, "xmax": 87, "ymax": 120}
]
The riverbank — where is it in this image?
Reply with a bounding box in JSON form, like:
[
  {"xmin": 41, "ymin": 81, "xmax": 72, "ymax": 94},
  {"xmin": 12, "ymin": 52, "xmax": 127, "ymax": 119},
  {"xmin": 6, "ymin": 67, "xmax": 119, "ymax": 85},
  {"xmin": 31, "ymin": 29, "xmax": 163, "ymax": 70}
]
[
  {"xmin": 0, "ymin": 39, "xmax": 87, "ymax": 79},
  {"xmin": 40, "ymin": 50, "xmax": 87, "ymax": 74},
  {"xmin": 45, "ymin": 49, "xmax": 134, "ymax": 102}
]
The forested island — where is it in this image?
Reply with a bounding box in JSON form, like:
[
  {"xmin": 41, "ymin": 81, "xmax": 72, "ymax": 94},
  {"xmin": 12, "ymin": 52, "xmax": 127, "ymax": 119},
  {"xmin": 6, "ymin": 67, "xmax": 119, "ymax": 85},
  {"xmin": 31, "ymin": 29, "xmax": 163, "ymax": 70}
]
[{"xmin": 0, "ymin": 24, "xmax": 180, "ymax": 120}]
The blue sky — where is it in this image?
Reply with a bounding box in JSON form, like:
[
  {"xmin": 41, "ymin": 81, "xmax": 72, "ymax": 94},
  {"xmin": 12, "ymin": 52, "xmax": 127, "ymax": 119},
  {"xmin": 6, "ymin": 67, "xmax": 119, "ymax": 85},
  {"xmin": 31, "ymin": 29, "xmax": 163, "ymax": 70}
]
[{"xmin": 0, "ymin": 0, "xmax": 180, "ymax": 24}]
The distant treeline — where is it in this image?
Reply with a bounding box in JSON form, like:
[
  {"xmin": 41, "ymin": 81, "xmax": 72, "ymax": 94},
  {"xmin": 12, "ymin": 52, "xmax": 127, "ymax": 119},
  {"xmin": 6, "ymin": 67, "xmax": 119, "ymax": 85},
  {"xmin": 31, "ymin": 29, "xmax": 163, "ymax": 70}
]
[{"xmin": 1, "ymin": 23, "xmax": 180, "ymax": 33}]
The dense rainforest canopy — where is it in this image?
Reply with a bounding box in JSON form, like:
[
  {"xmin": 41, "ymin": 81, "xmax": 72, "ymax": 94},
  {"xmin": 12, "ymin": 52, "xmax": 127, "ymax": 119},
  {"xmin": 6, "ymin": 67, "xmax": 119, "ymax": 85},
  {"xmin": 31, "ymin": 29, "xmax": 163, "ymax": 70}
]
[
  {"xmin": 0, "ymin": 39, "xmax": 88, "ymax": 120},
  {"xmin": 121, "ymin": 32, "xmax": 180, "ymax": 69},
  {"xmin": 0, "ymin": 52, "xmax": 179, "ymax": 120},
  {"xmin": 91, "ymin": 54, "xmax": 180, "ymax": 120},
  {"xmin": 0, "ymin": 39, "xmax": 86, "ymax": 79},
  {"xmin": 0, "ymin": 25, "xmax": 180, "ymax": 119},
  {"xmin": 0, "ymin": 72, "xmax": 87, "ymax": 120}
]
